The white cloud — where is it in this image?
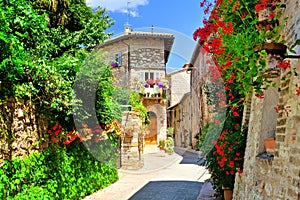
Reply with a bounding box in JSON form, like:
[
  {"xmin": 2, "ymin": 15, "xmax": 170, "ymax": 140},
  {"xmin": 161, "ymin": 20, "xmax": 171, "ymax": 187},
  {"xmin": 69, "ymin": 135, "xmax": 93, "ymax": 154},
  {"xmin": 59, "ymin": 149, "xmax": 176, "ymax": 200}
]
[{"xmin": 86, "ymin": 0, "xmax": 149, "ymax": 17}]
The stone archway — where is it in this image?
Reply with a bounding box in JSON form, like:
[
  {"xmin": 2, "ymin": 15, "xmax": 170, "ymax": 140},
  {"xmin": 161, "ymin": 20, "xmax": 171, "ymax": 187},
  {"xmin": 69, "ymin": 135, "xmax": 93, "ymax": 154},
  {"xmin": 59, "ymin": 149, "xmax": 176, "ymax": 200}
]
[{"xmin": 145, "ymin": 111, "xmax": 157, "ymax": 144}]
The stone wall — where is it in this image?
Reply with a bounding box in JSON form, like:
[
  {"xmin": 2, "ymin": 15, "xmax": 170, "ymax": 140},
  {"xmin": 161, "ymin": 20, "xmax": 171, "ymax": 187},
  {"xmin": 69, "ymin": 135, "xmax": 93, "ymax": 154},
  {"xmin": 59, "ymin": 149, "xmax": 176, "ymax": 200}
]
[
  {"xmin": 169, "ymin": 104, "xmax": 181, "ymax": 147},
  {"xmin": 190, "ymin": 45, "xmax": 211, "ymax": 141},
  {"xmin": 179, "ymin": 93, "xmax": 191, "ymax": 148},
  {"xmin": 167, "ymin": 68, "xmax": 190, "ymax": 107},
  {"xmin": 121, "ymin": 111, "xmax": 144, "ymax": 170},
  {"xmin": 234, "ymin": 1, "xmax": 300, "ymax": 199},
  {"xmin": 0, "ymin": 98, "xmax": 49, "ymax": 162},
  {"xmin": 143, "ymin": 101, "xmax": 167, "ymax": 144}
]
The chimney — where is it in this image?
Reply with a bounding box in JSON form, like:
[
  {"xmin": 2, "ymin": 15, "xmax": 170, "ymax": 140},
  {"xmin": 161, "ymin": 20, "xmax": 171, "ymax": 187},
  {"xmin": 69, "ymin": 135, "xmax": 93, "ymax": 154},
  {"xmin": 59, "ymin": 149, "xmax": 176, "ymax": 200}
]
[{"xmin": 124, "ymin": 26, "xmax": 131, "ymax": 35}]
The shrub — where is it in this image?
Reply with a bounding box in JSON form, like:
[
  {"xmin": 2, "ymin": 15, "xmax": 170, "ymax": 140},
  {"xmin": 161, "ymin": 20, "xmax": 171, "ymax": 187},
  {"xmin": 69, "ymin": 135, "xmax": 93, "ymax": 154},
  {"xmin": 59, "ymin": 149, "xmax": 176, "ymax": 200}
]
[
  {"xmin": 0, "ymin": 140, "xmax": 118, "ymax": 199},
  {"xmin": 158, "ymin": 140, "xmax": 165, "ymax": 150},
  {"xmin": 165, "ymin": 137, "xmax": 174, "ymax": 155}
]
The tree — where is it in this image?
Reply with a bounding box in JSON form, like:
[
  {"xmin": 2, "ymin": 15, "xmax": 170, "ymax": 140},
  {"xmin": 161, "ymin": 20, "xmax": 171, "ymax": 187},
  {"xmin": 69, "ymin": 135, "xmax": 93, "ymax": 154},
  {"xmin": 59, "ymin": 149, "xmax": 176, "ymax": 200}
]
[{"xmin": 0, "ymin": 0, "xmax": 115, "ymax": 130}]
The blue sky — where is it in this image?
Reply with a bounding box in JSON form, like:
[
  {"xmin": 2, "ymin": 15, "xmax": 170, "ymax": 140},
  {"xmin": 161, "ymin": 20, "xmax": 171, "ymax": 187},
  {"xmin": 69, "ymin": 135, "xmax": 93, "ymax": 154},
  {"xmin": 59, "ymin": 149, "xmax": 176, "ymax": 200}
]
[{"xmin": 86, "ymin": 0, "xmax": 207, "ymax": 72}]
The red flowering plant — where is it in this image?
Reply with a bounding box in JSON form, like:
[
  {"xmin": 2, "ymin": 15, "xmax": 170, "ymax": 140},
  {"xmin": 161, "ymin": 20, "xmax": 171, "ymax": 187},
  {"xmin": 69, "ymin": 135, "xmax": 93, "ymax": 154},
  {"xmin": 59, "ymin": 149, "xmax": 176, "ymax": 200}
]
[
  {"xmin": 205, "ymin": 115, "xmax": 247, "ymax": 191},
  {"xmin": 47, "ymin": 123, "xmax": 79, "ymax": 145},
  {"xmin": 193, "ymin": 0, "xmax": 289, "ymax": 194},
  {"xmin": 146, "ymin": 78, "xmax": 155, "ymax": 87}
]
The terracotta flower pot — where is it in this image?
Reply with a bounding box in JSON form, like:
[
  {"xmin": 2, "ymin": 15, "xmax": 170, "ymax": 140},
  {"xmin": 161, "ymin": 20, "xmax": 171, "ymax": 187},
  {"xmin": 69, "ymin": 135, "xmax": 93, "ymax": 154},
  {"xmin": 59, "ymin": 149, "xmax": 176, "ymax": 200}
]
[
  {"xmin": 223, "ymin": 188, "xmax": 233, "ymax": 200},
  {"xmin": 264, "ymin": 137, "xmax": 275, "ymax": 153}
]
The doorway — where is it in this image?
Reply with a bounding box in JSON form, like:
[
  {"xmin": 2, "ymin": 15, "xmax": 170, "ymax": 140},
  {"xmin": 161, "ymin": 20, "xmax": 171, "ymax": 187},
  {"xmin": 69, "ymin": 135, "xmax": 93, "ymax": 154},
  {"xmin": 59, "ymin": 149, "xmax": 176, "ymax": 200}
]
[{"xmin": 145, "ymin": 111, "xmax": 157, "ymax": 144}]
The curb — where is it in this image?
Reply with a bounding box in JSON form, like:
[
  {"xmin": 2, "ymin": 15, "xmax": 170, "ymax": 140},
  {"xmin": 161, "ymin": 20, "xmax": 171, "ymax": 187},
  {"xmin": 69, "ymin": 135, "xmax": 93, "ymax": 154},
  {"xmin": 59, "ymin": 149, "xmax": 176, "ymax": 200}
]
[{"xmin": 118, "ymin": 153, "xmax": 183, "ymax": 175}]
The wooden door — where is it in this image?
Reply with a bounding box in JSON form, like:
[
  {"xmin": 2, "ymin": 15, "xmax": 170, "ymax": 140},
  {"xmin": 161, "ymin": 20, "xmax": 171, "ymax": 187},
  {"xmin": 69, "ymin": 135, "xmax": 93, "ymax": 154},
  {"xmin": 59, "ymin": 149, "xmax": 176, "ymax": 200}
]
[{"xmin": 145, "ymin": 112, "xmax": 157, "ymax": 144}]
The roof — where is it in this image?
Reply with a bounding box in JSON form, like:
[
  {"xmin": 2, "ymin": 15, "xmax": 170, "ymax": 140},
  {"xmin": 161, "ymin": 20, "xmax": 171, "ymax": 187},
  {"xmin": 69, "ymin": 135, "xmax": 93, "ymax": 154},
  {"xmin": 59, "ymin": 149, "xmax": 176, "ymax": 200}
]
[{"xmin": 166, "ymin": 67, "xmax": 187, "ymax": 77}]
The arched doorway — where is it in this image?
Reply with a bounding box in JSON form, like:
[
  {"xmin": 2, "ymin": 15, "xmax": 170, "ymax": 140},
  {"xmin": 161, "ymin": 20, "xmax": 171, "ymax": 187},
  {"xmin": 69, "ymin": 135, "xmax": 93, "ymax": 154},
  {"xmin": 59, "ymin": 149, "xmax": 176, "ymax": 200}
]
[{"xmin": 145, "ymin": 111, "xmax": 157, "ymax": 144}]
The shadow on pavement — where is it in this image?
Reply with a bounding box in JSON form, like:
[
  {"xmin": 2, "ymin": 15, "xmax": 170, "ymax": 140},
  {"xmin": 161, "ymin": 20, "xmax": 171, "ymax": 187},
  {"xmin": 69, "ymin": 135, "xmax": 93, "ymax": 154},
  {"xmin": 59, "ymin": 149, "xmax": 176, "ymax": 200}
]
[
  {"xmin": 173, "ymin": 148, "xmax": 203, "ymax": 165},
  {"xmin": 129, "ymin": 180, "xmax": 203, "ymax": 200}
]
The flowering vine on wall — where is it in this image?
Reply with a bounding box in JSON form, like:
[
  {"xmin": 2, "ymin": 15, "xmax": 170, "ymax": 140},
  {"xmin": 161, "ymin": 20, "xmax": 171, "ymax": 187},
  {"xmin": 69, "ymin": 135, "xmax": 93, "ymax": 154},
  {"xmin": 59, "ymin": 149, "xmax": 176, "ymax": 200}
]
[{"xmin": 194, "ymin": 0, "xmax": 299, "ymax": 194}]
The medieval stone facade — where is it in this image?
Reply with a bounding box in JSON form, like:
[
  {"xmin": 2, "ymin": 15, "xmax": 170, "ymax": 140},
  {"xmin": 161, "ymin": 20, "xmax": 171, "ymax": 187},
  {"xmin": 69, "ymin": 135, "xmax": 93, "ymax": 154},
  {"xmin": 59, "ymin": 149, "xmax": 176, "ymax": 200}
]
[
  {"xmin": 96, "ymin": 27, "xmax": 174, "ymax": 91},
  {"xmin": 97, "ymin": 28, "xmax": 174, "ymax": 145},
  {"xmin": 233, "ymin": 1, "xmax": 300, "ymax": 199},
  {"xmin": 167, "ymin": 41, "xmax": 212, "ymax": 149}
]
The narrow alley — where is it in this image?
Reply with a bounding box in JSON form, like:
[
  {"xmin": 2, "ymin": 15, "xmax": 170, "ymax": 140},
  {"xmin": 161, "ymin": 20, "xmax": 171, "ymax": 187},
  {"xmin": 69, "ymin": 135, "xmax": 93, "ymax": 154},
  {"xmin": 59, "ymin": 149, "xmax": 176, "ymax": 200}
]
[{"xmin": 84, "ymin": 147, "xmax": 216, "ymax": 200}]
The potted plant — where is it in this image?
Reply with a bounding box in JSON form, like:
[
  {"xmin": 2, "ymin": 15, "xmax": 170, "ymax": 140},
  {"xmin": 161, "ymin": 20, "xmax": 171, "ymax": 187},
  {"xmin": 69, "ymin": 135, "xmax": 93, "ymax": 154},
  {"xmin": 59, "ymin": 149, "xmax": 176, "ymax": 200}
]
[{"xmin": 158, "ymin": 140, "xmax": 165, "ymax": 150}]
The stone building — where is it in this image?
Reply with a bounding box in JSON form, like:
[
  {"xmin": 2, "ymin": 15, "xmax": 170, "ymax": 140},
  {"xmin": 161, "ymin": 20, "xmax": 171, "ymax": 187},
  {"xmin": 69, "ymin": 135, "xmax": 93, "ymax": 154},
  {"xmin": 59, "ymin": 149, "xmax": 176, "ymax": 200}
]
[
  {"xmin": 96, "ymin": 27, "xmax": 174, "ymax": 145},
  {"xmin": 166, "ymin": 66, "xmax": 192, "ymax": 147},
  {"xmin": 166, "ymin": 40, "xmax": 213, "ymax": 149},
  {"xmin": 96, "ymin": 27, "xmax": 174, "ymax": 90},
  {"xmin": 166, "ymin": 67, "xmax": 190, "ymax": 108},
  {"xmin": 168, "ymin": 93, "xmax": 191, "ymax": 147},
  {"xmin": 233, "ymin": 1, "xmax": 300, "ymax": 199}
]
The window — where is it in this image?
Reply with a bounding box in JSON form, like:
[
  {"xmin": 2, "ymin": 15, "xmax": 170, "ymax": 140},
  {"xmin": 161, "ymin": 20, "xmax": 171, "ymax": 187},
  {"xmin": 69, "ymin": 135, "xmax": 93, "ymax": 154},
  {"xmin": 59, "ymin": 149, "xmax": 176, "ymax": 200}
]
[
  {"xmin": 116, "ymin": 52, "xmax": 122, "ymax": 66},
  {"xmin": 140, "ymin": 72, "xmax": 160, "ymax": 82},
  {"xmin": 111, "ymin": 52, "xmax": 122, "ymax": 67}
]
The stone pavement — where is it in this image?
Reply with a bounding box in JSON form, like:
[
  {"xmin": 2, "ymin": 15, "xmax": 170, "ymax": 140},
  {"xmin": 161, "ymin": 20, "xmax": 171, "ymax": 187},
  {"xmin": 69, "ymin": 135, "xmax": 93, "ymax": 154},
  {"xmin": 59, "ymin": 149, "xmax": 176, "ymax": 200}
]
[{"xmin": 84, "ymin": 146, "xmax": 218, "ymax": 200}]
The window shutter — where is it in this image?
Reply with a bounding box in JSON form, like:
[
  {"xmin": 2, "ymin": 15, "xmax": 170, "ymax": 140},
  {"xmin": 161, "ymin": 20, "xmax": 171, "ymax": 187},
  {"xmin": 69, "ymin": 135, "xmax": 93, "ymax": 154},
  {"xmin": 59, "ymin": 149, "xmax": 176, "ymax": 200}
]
[
  {"xmin": 118, "ymin": 52, "xmax": 122, "ymax": 66},
  {"xmin": 140, "ymin": 72, "xmax": 145, "ymax": 81},
  {"xmin": 155, "ymin": 72, "xmax": 160, "ymax": 80}
]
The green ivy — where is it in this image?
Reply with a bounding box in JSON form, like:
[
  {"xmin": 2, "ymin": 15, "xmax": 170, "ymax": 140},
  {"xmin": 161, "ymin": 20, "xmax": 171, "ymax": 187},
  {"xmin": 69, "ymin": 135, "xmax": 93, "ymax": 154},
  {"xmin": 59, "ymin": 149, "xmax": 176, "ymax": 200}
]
[{"xmin": 129, "ymin": 92, "xmax": 150, "ymax": 125}]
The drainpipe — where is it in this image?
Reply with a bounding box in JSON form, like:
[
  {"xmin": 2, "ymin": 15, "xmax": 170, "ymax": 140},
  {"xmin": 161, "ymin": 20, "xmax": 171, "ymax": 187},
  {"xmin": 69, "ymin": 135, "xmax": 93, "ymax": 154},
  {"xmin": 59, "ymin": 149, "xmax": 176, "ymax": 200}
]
[{"xmin": 122, "ymin": 41, "xmax": 131, "ymax": 88}]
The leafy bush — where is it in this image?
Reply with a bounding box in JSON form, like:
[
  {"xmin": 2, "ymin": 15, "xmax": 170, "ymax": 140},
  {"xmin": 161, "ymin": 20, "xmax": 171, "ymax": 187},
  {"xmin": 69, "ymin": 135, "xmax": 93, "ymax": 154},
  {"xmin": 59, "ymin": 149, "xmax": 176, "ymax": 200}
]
[
  {"xmin": 158, "ymin": 140, "xmax": 165, "ymax": 150},
  {"xmin": 129, "ymin": 92, "xmax": 150, "ymax": 125},
  {"xmin": 165, "ymin": 137, "xmax": 174, "ymax": 155},
  {"xmin": 0, "ymin": 140, "xmax": 118, "ymax": 199}
]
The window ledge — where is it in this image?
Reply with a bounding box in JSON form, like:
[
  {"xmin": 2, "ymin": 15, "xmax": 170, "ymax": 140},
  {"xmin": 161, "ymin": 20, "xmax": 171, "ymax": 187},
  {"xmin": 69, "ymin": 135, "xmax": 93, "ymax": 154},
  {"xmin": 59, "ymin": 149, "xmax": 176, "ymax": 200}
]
[{"xmin": 256, "ymin": 152, "xmax": 274, "ymax": 161}]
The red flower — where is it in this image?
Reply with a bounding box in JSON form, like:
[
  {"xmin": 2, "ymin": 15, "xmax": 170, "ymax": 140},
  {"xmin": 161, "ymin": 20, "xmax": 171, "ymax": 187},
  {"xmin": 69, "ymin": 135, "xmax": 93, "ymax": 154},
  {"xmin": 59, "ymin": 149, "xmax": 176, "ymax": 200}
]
[
  {"xmin": 229, "ymin": 161, "xmax": 234, "ymax": 168},
  {"xmin": 274, "ymin": 104, "xmax": 281, "ymax": 113},
  {"xmin": 54, "ymin": 129, "xmax": 62, "ymax": 136},
  {"xmin": 255, "ymin": 3, "xmax": 268, "ymax": 12},
  {"xmin": 231, "ymin": 107, "xmax": 239, "ymax": 117},
  {"xmin": 296, "ymin": 87, "xmax": 300, "ymax": 96},
  {"xmin": 241, "ymin": 13, "xmax": 247, "ymax": 19},
  {"xmin": 255, "ymin": 93, "xmax": 264, "ymax": 99},
  {"xmin": 237, "ymin": 169, "xmax": 243, "ymax": 174},
  {"xmin": 268, "ymin": 12, "xmax": 277, "ymax": 19},
  {"xmin": 232, "ymin": 111, "xmax": 239, "ymax": 117},
  {"xmin": 63, "ymin": 131, "xmax": 78, "ymax": 145},
  {"xmin": 277, "ymin": 60, "xmax": 290, "ymax": 69},
  {"xmin": 230, "ymin": 170, "xmax": 235, "ymax": 175},
  {"xmin": 227, "ymin": 73, "xmax": 235, "ymax": 84}
]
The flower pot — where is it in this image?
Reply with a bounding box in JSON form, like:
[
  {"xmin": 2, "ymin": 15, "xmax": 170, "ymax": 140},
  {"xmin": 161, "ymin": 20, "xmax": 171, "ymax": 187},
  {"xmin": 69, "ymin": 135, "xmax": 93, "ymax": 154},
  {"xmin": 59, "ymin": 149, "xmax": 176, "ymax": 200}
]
[
  {"xmin": 223, "ymin": 188, "xmax": 233, "ymax": 200},
  {"xmin": 264, "ymin": 137, "xmax": 275, "ymax": 153},
  {"xmin": 255, "ymin": 42, "xmax": 287, "ymax": 57}
]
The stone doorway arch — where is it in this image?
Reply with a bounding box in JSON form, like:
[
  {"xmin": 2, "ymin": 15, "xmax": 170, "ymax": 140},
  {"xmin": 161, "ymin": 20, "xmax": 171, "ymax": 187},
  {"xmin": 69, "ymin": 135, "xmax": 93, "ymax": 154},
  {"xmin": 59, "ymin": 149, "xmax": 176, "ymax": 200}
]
[{"xmin": 145, "ymin": 111, "xmax": 157, "ymax": 144}]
